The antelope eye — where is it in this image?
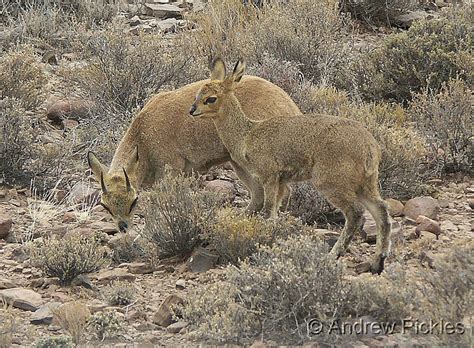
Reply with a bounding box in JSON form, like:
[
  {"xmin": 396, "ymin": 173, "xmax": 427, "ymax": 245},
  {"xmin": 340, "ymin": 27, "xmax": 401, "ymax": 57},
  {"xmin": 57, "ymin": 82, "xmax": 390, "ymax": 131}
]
[
  {"xmin": 100, "ymin": 202, "xmax": 113, "ymax": 216},
  {"xmin": 205, "ymin": 97, "xmax": 217, "ymax": 104},
  {"xmin": 129, "ymin": 197, "xmax": 138, "ymax": 213}
]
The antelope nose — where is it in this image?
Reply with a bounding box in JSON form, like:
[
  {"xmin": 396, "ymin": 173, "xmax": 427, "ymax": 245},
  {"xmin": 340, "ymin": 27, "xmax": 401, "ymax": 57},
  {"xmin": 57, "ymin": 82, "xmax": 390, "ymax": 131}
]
[
  {"xmin": 189, "ymin": 104, "xmax": 197, "ymax": 116},
  {"xmin": 118, "ymin": 221, "xmax": 128, "ymax": 232}
]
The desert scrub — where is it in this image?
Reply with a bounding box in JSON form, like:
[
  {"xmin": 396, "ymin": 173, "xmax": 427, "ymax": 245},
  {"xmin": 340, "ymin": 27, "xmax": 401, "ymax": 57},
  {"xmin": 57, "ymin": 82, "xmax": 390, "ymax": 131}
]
[
  {"xmin": 409, "ymin": 79, "xmax": 473, "ymax": 173},
  {"xmin": 0, "ymin": 46, "xmax": 46, "ymax": 109},
  {"xmin": 67, "ymin": 25, "xmax": 196, "ymax": 118},
  {"xmin": 101, "ymin": 281, "xmax": 135, "ymax": 306},
  {"xmin": 52, "ymin": 302, "xmax": 91, "ymax": 345},
  {"xmin": 182, "ymin": 235, "xmax": 349, "ymax": 342},
  {"xmin": 110, "ymin": 233, "xmax": 145, "ymax": 264},
  {"xmin": 142, "ymin": 170, "xmax": 221, "ymax": 260},
  {"xmin": 30, "ymin": 233, "xmax": 109, "ymax": 285},
  {"xmin": 205, "ymin": 208, "xmax": 306, "ymax": 264},
  {"xmin": 88, "ymin": 311, "xmax": 121, "ymax": 341},
  {"xmin": 339, "ymin": 0, "xmax": 418, "ymax": 25},
  {"xmin": 347, "ymin": 10, "xmax": 474, "ymax": 102},
  {"xmin": 35, "ymin": 335, "xmax": 73, "ymax": 348}
]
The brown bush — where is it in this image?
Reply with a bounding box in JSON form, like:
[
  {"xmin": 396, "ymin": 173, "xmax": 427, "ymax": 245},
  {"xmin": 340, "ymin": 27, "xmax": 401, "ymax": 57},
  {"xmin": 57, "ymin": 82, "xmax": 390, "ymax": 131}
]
[
  {"xmin": 409, "ymin": 79, "xmax": 473, "ymax": 173},
  {"xmin": 339, "ymin": 0, "xmax": 418, "ymax": 26},
  {"xmin": 0, "ymin": 46, "xmax": 46, "ymax": 109},
  {"xmin": 141, "ymin": 170, "xmax": 221, "ymax": 260},
  {"xmin": 30, "ymin": 233, "xmax": 109, "ymax": 285},
  {"xmin": 205, "ymin": 208, "xmax": 305, "ymax": 264}
]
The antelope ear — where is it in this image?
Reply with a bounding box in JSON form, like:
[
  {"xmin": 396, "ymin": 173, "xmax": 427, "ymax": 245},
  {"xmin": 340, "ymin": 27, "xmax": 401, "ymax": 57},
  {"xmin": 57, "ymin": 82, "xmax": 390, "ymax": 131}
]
[
  {"xmin": 210, "ymin": 58, "xmax": 226, "ymax": 81},
  {"xmin": 87, "ymin": 151, "xmax": 108, "ymax": 181},
  {"xmin": 126, "ymin": 146, "xmax": 139, "ymax": 178},
  {"xmin": 232, "ymin": 60, "xmax": 246, "ymax": 82}
]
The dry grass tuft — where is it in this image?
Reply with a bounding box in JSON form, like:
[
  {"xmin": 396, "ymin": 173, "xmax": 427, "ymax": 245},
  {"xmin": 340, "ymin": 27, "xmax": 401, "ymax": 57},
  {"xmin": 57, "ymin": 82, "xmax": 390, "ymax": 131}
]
[{"xmin": 53, "ymin": 302, "xmax": 91, "ymax": 345}]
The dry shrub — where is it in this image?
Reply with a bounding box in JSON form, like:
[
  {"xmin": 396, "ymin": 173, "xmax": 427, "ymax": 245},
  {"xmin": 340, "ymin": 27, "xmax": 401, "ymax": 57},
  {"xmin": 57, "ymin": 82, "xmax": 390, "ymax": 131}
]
[
  {"xmin": 0, "ymin": 46, "xmax": 46, "ymax": 109},
  {"xmin": 182, "ymin": 235, "xmax": 348, "ymax": 343},
  {"xmin": 409, "ymin": 79, "xmax": 473, "ymax": 173},
  {"xmin": 30, "ymin": 233, "xmax": 109, "ymax": 285},
  {"xmin": 182, "ymin": 0, "xmax": 351, "ymax": 85},
  {"xmin": 142, "ymin": 170, "xmax": 221, "ymax": 260},
  {"xmin": 101, "ymin": 281, "xmax": 135, "ymax": 306},
  {"xmin": 53, "ymin": 302, "xmax": 91, "ymax": 345},
  {"xmin": 110, "ymin": 234, "xmax": 145, "ymax": 264},
  {"xmin": 88, "ymin": 311, "xmax": 121, "ymax": 341},
  {"xmin": 347, "ymin": 10, "xmax": 474, "ymax": 102},
  {"xmin": 36, "ymin": 335, "xmax": 73, "ymax": 348},
  {"xmin": 205, "ymin": 208, "xmax": 305, "ymax": 264},
  {"xmin": 0, "ymin": 299, "xmax": 15, "ymax": 348},
  {"xmin": 339, "ymin": 0, "xmax": 418, "ymax": 26},
  {"xmin": 67, "ymin": 26, "xmax": 195, "ymax": 117}
]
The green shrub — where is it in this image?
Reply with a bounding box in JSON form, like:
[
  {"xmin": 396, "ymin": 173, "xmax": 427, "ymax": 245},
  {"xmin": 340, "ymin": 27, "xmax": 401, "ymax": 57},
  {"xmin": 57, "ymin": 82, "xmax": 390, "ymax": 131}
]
[
  {"xmin": 88, "ymin": 311, "xmax": 121, "ymax": 341},
  {"xmin": 30, "ymin": 233, "xmax": 109, "ymax": 285},
  {"xmin": 142, "ymin": 170, "xmax": 221, "ymax": 260},
  {"xmin": 205, "ymin": 208, "xmax": 305, "ymax": 264},
  {"xmin": 348, "ymin": 11, "xmax": 474, "ymax": 102},
  {"xmin": 409, "ymin": 79, "xmax": 473, "ymax": 173},
  {"xmin": 36, "ymin": 335, "xmax": 73, "ymax": 348}
]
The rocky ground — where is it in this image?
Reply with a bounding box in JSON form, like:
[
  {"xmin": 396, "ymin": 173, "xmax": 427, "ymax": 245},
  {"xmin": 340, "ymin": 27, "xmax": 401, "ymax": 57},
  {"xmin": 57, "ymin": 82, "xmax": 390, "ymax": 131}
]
[{"xmin": 0, "ymin": 171, "xmax": 472, "ymax": 346}]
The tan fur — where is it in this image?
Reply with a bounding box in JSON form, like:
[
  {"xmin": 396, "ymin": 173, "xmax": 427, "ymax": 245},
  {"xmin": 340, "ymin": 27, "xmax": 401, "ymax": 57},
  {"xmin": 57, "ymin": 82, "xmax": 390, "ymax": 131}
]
[
  {"xmin": 88, "ymin": 73, "xmax": 301, "ymax": 230},
  {"xmin": 190, "ymin": 60, "xmax": 391, "ymax": 274}
]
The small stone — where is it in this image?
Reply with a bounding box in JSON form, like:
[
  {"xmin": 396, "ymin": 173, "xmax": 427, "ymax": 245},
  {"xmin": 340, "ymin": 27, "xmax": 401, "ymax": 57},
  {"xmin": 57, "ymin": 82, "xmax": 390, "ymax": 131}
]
[
  {"xmin": 95, "ymin": 268, "xmax": 136, "ymax": 284},
  {"xmin": 166, "ymin": 321, "xmax": 188, "ymax": 334},
  {"xmin": 124, "ymin": 262, "xmax": 154, "ymax": 275},
  {"xmin": 46, "ymin": 99, "xmax": 94, "ymax": 124},
  {"xmin": 186, "ymin": 247, "xmax": 219, "ymax": 273},
  {"xmin": 205, "ymin": 179, "xmax": 235, "ymax": 197},
  {"xmin": 403, "ymin": 196, "xmax": 440, "ymax": 220},
  {"xmin": 152, "ymin": 295, "xmax": 184, "ymax": 327},
  {"xmin": 415, "ymin": 215, "xmax": 441, "ymax": 237},
  {"xmin": 175, "ymin": 279, "xmax": 186, "ymax": 290},
  {"xmin": 0, "ymin": 278, "xmax": 17, "ymax": 289},
  {"xmin": 0, "ymin": 288, "xmax": 44, "ymax": 311},
  {"xmin": 385, "ymin": 198, "xmax": 404, "ymax": 217}
]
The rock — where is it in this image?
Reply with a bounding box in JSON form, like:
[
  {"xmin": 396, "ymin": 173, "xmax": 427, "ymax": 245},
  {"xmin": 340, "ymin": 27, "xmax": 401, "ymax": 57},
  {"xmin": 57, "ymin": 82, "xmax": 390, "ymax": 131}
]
[
  {"xmin": 67, "ymin": 182, "xmax": 100, "ymax": 205},
  {"xmin": 186, "ymin": 247, "xmax": 219, "ymax": 273},
  {"xmin": 0, "ymin": 288, "xmax": 44, "ymax": 311},
  {"xmin": 393, "ymin": 10, "xmax": 435, "ymax": 29},
  {"xmin": 123, "ymin": 262, "xmax": 154, "ymax": 275},
  {"xmin": 385, "ymin": 198, "xmax": 404, "ymax": 217},
  {"xmin": 152, "ymin": 294, "xmax": 184, "ymax": 327},
  {"xmin": 0, "ymin": 278, "xmax": 17, "ymax": 289},
  {"xmin": 62, "ymin": 119, "xmax": 79, "ymax": 130},
  {"xmin": 361, "ymin": 211, "xmax": 377, "ymax": 243},
  {"xmin": 420, "ymin": 251, "xmax": 437, "ymax": 268},
  {"xmin": 0, "ymin": 213, "xmax": 13, "ymax": 239},
  {"xmin": 46, "ymin": 99, "xmax": 93, "ymax": 124},
  {"xmin": 419, "ymin": 231, "xmax": 437, "ymax": 241},
  {"xmin": 320, "ymin": 230, "xmax": 340, "ymax": 248},
  {"xmin": 70, "ymin": 274, "xmax": 95, "ymax": 290},
  {"xmin": 156, "ymin": 18, "xmax": 185, "ymax": 32},
  {"xmin": 129, "ymin": 15, "xmax": 142, "ymax": 26},
  {"xmin": 62, "ymin": 211, "xmax": 77, "ymax": 223},
  {"xmin": 166, "ymin": 321, "xmax": 188, "ymax": 334},
  {"xmin": 30, "ymin": 302, "xmax": 61, "ymax": 325},
  {"xmin": 95, "ymin": 268, "xmax": 137, "ymax": 284},
  {"xmin": 88, "ymin": 299, "xmax": 108, "ymax": 314},
  {"xmin": 469, "ymin": 199, "xmax": 474, "ymax": 210},
  {"xmin": 144, "ymin": 4, "xmax": 184, "ymax": 18},
  {"xmin": 415, "ymin": 215, "xmax": 441, "ymax": 238},
  {"xmin": 175, "ymin": 279, "xmax": 186, "ymax": 290},
  {"xmin": 42, "ymin": 50, "xmax": 58, "ymax": 65},
  {"xmin": 403, "ymin": 196, "xmax": 440, "ymax": 220},
  {"xmin": 204, "ymin": 179, "xmax": 235, "ymax": 197},
  {"xmin": 90, "ymin": 221, "xmax": 118, "ymax": 235}
]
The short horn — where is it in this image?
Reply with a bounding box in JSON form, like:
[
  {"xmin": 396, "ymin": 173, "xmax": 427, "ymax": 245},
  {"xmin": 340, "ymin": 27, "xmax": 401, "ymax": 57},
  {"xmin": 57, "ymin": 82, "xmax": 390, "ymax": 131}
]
[
  {"xmin": 100, "ymin": 172, "xmax": 107, "ymax": 193},
  {"xmin": 123, "ymin": 168, "xmax": 131, "ymax": 192}
]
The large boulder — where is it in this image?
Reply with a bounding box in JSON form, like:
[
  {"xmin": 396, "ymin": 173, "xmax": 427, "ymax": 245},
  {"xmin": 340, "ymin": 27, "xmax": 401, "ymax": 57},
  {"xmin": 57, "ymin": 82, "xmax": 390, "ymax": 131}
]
[
  {"xmin": 403, "ymin": 196, "xmax": 440, "ymax": 220},
  {"xmin": 0, "ymin": 288, "xmax": 44, "ymax": 311}
]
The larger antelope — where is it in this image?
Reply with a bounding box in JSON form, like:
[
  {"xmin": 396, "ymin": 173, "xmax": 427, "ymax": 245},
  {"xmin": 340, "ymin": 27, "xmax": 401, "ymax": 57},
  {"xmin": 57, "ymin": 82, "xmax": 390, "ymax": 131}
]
[
  {"xmin": 189, "ymin": 59, "xmax": 391, "ymax": 273},
  {"xmin": 87, "ymin": 74, "xmax": 301, "ymax": 231}
]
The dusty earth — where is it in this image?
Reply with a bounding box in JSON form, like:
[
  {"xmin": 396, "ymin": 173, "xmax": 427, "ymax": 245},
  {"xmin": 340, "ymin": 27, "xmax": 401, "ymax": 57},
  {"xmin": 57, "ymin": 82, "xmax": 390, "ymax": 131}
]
[{"xmin": 0, "ymin": 170, "xmax": 472, "ymax": 346}]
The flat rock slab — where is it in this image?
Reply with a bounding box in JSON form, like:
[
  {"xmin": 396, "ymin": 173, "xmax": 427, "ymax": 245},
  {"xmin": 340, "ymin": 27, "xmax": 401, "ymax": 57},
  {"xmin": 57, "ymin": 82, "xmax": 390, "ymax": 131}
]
[
  {"xmin": 95, "ymin": 268, "xmax": 137, "ymax": 284},
  {"xmin": 403, "ymin": 196, "xmax": 440, "ymax": 220},
  {"xmin": 144, "ymin": 4, "xmax": 183, "ymax": 18},
  {"xmin": 0, "ymin": 278, "xmax": 18, "ymax": 290},
  {"xmin": 0, "ymin": 288, "xmax": 44, "ymax": 311},
  {"xmin": 30, "ymin": 302, "xmax": 61, "ymax": 325}
]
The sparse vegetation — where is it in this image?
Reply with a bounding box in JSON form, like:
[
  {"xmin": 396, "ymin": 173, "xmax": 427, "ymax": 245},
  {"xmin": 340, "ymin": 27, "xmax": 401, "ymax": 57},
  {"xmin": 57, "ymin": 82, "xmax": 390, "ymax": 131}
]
[
  {"xmin": 52, "ymin": 302, "xmax": 91, "ymax": 345},
  {"xmin": 142, "ymin": 170, "xmax": 221, "ymax": 260},
  {"xmin": 36, "ymin": 335, "xmax": 73, "ymax": 348},
  {"xmin": 101, "ymin": 281, "xmax": 136, "ymax": 306},
  {"xmin": 88, "ymin": 311, "xmax": 121, "ymax": 342},
  {"xmin": 30, "ymin": 233, "xmax": 109, "ymax": 285},
  {"xmin": 0, "ymin": 300, "xmax": 15, "ymax": 348}
]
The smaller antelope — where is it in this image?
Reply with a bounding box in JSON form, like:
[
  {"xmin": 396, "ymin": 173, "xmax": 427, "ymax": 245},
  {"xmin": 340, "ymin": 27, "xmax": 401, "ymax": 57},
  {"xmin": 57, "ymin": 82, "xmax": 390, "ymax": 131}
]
[{"xmin": 189, "ymin": 59, "xmax": 391, "ymax": 273}]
